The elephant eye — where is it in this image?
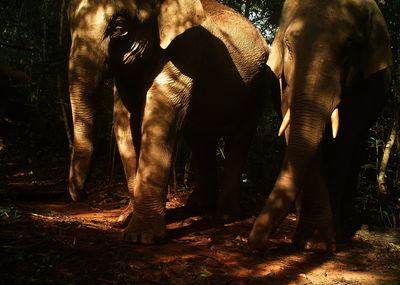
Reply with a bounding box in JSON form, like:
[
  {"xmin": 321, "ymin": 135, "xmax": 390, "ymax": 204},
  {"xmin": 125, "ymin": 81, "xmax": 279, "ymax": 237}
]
[
  {"xmin": 113, "ymin": 25, "xmax": 128, "ymax": 37},
  {"xmin": 106, "ymin": 11, "xmax": 131, "ymax": 39}
]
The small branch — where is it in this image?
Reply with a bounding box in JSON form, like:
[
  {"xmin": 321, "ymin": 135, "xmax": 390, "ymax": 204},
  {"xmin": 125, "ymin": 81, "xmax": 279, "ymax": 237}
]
[
  {"xmin": 377, "ymin": 119, "xmax": 397, "ymax": 194},
  {"xmin": 108, "ymin": 125, "xmax": 116, "ymax": 184},
  {"xmin": 0, "ymin": 41, "xmax": 40, "ymax": 53},
  {"xmin": 395, "ymin": 123, "xmax": 400, "ymax": 189},
  {"xmin": 378, "ymin": 69, "xmax": 399, "ymax": 194},
  {"xmin": 184, "ymin": 152, "xmax": 192, "ymax": 188},
  {"xmin": 393, "ymin": 80, "xmax": 400, "ymax": 189}
]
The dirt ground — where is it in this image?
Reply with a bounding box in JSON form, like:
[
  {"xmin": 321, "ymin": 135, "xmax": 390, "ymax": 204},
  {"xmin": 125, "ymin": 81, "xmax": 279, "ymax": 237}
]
[{"xmin": 1, "ymin": 152, "xmax": 400, "ymax": 284}]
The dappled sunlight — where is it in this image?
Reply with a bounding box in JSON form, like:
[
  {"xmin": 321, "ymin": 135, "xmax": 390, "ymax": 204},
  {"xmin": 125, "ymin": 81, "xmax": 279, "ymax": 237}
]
[
  {"xmin": 1, "ymin": 0, "xmax": 398, "ymax": 283},
  {"xmin": 158, "ymin": 0, "xmax": 206, "ymax": 49},
  {"xmin": 2, "ymin": 149, "xmax": 399, "ymax": 283}
]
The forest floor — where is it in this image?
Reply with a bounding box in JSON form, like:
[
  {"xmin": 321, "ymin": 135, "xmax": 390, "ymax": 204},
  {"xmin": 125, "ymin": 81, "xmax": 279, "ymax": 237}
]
[{"xmin": 1, "ymin": 151, "xmax": 400, "ymax": 284}]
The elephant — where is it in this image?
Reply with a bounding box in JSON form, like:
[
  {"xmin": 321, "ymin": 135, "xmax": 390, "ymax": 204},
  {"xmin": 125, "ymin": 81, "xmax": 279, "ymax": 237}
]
[
  {"xmin": 249, "ymin": 0, "xmax": 392, "ymax": 251},
  {"xmin": 68, "ymin": 0, "xmax": 278, "ymax": 244}
]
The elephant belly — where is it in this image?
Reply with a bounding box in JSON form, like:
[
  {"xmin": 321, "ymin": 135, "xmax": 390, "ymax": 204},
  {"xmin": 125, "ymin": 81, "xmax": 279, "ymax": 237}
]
[{"xmin": 183, "ymin": 84, "xmax": 255, "ymax": 135}]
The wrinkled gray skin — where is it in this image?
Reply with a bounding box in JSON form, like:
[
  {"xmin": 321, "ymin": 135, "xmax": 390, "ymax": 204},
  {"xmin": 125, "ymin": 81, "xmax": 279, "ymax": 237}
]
[
  {"xmin": 68, "ymin": 0, "xmax": 278, "ymax": 244},
  {"xmin": 249, "ymin": 0, "xmax": 392, "ymax": 251}
]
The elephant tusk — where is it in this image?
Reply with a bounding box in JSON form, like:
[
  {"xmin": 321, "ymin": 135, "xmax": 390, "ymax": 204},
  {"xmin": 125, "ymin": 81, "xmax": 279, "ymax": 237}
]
[
  {"xmin": 278, "ymin": 108, "xmax": 290, "ymax": 136},
  {"xmin": 331, "ymin": 108, "xmax": 339, "ymax": 138}
]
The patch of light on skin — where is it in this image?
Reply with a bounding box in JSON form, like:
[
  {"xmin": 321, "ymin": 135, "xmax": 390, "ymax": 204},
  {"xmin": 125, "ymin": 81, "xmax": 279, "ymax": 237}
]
[
  {"xmin": 70, "ymin": 2, "xmax": 114, "ymax": 41},
  {"xmin": 153, "ymin": 70, "xmax": 175, "ymax": 86},
  {"xmin": 87, "ymin": 7, "xmax": 111, "ymax": 29},
  {"xmin": 137, "ymin": 4, "xmax": 152, "ymax": 22},
  {"xmin": 69, "ymin": 4, "xmax": 116, "ymax": 70},
  {"xmin": 115, "ymin": 129, "xmax": 133, "ymax": 155},
  {"xmin": 152, "ymin": 62, "xmax": 192, "ymax": 107},
  {"xmin": 286, "ymin": 18, "xmax": 305, "ymax": 39},
  {"xmin": 72, "ymin": 129, "xmax": 93, "ymax": 151},
  {"xmin": 75, "ymin": 0, "xmax": 90, "ymax": 15},
  {"xmin": 267, "ymin": 167, "xmax": 298, "ymax": 210}
]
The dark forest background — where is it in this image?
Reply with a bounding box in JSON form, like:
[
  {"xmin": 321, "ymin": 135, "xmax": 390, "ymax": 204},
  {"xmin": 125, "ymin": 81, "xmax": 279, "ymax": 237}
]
[{"xmin": 1, "ymin": 0, "xmax": 399, "ymax": 228}]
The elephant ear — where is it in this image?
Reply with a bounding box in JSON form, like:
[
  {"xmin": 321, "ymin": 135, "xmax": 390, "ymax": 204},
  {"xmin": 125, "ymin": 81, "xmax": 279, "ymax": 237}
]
[
  {"xmin": 267, "ymin": 0, "xmax": 297, "ymax": 79},
  {"xmin": 267, "ymin": 27, "xmax": 285, "ymax": 79},
  {"xmin": 158, "ymin": 0, "xmax": 206, "ymax": 49},
  {"xmin": 362, "ymin": 0, "xmax": 392, "ymax": 78}
]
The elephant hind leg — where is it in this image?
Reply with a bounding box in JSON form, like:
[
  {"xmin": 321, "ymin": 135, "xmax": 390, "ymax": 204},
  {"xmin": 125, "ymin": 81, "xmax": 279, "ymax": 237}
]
[
  {"xmin": 216, "ymin": 135, "xmax": 251, "ymax": 222},
  {"xmin": 218, "ymin": 87, "xmax": 266, "ymax": 222},
  {"xmin": 185, "ymin": 136, "xmax": 219, "ymax": 215},
  {"xmin": 327, "ymin": 142, "xmax": 362, "ymax": 244},
  {"xmin": 217, "ymin": 112, "xmax": 263, "ymax": 222},
  {"xmin": 292, "ymin": 151, "xmax": 336, "ymax": 252}
]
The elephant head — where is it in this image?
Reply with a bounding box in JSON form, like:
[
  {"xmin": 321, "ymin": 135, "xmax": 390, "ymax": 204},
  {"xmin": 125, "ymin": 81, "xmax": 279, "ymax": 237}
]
[
  {"xmin": 249, "ymin": 0, "xmax": 392, "ymax": 250},
  {"xmin": 67, "ymin": 0, "xmax": 205, "ymax": 202}
]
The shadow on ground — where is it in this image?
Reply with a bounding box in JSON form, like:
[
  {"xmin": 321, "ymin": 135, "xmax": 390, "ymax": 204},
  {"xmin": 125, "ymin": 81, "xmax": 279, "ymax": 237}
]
[{"xmin": 1, "ymin": 153, "xmax": 400, "ymax": 284}]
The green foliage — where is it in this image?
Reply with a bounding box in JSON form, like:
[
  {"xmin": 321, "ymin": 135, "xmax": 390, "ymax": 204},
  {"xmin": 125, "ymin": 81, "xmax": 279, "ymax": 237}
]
[
  {"xmin": 1, "ymin": 0, "xmax": 69, "ymax": 152},
  {"xmin": 356, "ymin": 0, "xmax": 400, "ymax": 228},
  {"xmin": 0, "ymin": 206, "xmax": 21, "ymax": 219},
  {"xmin": 217, "ymin": 0, "xmax": 283, "ymax": 41},
  {"xmin": 0, "ymin": 0, "xmax": 113, "ymax": 155},
  {"xmin": 244, "ymin": 110, "xmax": 284, "ymax": 211}
]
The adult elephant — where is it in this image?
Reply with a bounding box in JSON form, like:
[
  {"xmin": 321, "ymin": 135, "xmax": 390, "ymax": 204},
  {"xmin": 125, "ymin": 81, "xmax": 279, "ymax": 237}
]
[
  {"xmin": 249, "ymin": 0, "xmax": 392, "ymax": 251},
  {"xmin": 68, "ymin": 0, "xmax": 278, "ymax": 243}
]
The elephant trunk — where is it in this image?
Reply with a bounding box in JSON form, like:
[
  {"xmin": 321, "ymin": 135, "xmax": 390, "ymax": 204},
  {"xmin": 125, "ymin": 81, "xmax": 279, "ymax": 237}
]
[
  {"xmin": 67, "ymin": 0, "xmax": 114, "ymax": 201},
  {"xmin": 68, "ymin": 81, "xmax": 95, "ymax": 201},
  {"xmin": 249, "ymin": 61, "xmax": 341, "ymax": 248},
  {"xmin": 68, "ymin": 39, "xmax": 109, "ymax": 201}
]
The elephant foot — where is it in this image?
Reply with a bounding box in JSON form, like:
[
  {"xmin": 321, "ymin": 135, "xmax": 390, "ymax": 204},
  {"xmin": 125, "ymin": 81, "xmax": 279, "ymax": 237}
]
[
  {"xmin": 292, "ymin": 227, "xmax": 336, "ymax": 252},
  {"xmin": 248, "ymin": 216, "xmax": 275, "ymax": 250},
  {"xmin": 123, "ymin": 213, "xmax": 166, "ymax": 245},
  {"xmin": 69, "ymin": 187, "xmax": 87, "ymax": 202},
  {"xmin": 116, "ymin": 199, "xmax": 134, "ymax": 227}
]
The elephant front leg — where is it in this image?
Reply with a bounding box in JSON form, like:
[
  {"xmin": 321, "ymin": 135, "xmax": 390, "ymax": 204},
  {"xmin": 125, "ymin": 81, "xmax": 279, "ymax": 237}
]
[
  {"xmin": 123, "ymin": 120, "xmax": 175, "ymax": 244},
  {"xmin": 123, "ymin": 178, "xmax": 168, "ymax": 244},
  {"xmin": 217, "ymin": 133, "xmax": 254, "ymax": 221},
  {"xmin": 292, "ymin": 152, "xmax": 335, "ymax": 252},
  {"xmin": 185, "ymin": 136, "xmax": 219, "ymax": 215},
  {"xmin": 218, "ymin": 101, "xmax": 263, "ymax": 221},
  {"xmin": 112, "ymin": 88, "xmax": 139, "ymax": 225},
  {"xmin": 123, "ymin": 75, "xmax": 186, "ymax": 244},
  {"xmin": 325, "ymin": 131, "xmax": 364, "ymax": 243}
]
